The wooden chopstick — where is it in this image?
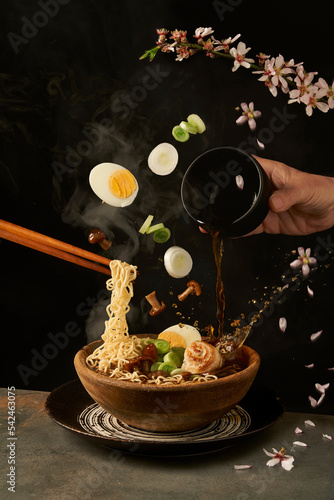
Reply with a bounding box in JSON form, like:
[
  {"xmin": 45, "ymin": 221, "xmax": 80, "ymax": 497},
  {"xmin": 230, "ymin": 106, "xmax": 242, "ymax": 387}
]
[{"xmin": 0, "ymin": 219, "xmax": 111, "ymax": 276}]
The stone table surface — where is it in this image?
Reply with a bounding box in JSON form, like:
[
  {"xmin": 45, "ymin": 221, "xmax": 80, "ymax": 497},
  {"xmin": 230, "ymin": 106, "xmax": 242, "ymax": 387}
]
[{"xmin": 1, "ymin": 386, "xmax": 333, "ymax": 500}]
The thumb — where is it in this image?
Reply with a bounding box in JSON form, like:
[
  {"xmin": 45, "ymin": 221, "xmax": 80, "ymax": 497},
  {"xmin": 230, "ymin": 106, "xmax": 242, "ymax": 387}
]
[{"xmin": 269, "ymin": 188, "xmax": 296, "ymax": 213}]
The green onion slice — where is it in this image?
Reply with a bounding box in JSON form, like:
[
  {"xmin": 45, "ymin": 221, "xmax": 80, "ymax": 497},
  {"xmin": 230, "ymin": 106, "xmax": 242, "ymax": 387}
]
[
  {"xmin": 139, "ymin": 215, "xmax": 154, "ymax": 234},
  {"xmin": 180, "ymin": 120, "xmax": 198, "ymax": 134},
  {"xmin": 153, "ymin": 227, "xmax": 171, "ymax": 243},
  {"xmin": 172, "ymin": 125, "xmax": 190, "ymax": 142},
  {"xmin": 146, "ymin": 222, "xmax": 165, "ymax": 234},
  {"xmin": 151, "ymin": 339, "xmax": 171, "ymax": 355},
  {"xmin": 158, "ymin": 362, "xmax": 177, "ymax": 374},
  {"xmin": 187, "ymin": 114, "xmax": 206, "ymax": 134}
]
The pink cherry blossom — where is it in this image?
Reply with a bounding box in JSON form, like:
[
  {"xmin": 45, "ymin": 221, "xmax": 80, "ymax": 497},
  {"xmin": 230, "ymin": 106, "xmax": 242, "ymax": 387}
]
[
  {"xmin": 300, "ymin": 85, "xmax": 329, "ymax": 116},
  {"xmin": 213, "ymin": 34, "xmax": 241, "ymax": 53},
  {"xmin": 288, "ymin": 66, "xmax": 318, "ymax": 104},
  {"xmin": 316, "ymin": 78, "xmax": 334, "ymax": 109},
  {"xmin": 194, "ymin": 27, "xmax": 214, "ymax": 39},
  {"xmin": 229, "ymin": 42, "xmax": 254, "ymax": 72},
  {"xmin": 236, "ymin": 102, "xmax": 262, "ymax": 130},
  {"xmin": 290, "ymin": 247, "xmax": 317, "ymax": 277},
  {"xmin": 263, "ymin": 447, "xmax": 294, "ymax": 471}
]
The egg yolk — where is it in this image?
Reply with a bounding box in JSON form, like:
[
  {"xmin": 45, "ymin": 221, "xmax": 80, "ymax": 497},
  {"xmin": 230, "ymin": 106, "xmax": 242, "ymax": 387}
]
[
  {"xmin": 158, "ymin": 331, "xmax": 187, "ymax": 349},
  {"xmin": 108, "ymin": 169, "xmax": 137, "ymax": 199}
]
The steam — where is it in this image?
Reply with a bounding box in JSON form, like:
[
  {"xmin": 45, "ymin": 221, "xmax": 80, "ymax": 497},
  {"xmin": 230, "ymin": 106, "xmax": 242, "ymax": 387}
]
[{"xmin": 55, "ymin": 118, "xmax": 185, "ymax": 341}]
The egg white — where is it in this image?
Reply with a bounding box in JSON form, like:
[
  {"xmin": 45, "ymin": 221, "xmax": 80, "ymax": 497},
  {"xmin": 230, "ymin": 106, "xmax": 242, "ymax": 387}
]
[
  {"xmin": 161, "ymin": 324, "xmax": 201, "ymax": 347},
  {"xmin": 89, "ymin": 162, "xmax": 139, "ymax": 207}
]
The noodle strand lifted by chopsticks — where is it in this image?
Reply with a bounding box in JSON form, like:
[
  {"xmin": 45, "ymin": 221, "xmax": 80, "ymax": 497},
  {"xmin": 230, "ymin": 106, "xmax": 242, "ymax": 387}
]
[{"xmin": 86, "ymin": 260, "xmax": 142, "ymax": 374}]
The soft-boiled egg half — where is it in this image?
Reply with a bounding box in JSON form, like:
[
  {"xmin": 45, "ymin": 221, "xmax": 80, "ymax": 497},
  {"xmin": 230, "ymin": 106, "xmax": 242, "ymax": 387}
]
[
  {"xmin": 89, "ymin": 162, "xmax": 139, "ymax": 207},
  {"xmin": 158, "ymin": 323, "xmax": 202, "ymax": 348}
]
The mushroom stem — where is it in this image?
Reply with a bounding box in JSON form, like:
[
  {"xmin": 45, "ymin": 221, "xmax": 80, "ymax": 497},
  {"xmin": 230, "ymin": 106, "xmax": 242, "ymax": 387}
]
[
  {"xmin": 178, "ymin": 280, "xmax": 202, "ymax": 301},
  {"xmin": 145, "ymin": 291, "xmax": 166, "ymax": 316}
]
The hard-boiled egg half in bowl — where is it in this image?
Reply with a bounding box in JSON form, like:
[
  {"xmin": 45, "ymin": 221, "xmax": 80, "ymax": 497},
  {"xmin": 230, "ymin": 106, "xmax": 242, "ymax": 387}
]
[{"xmin": 89, "ymin": 162, "xmax": 139, "ymax": 207}]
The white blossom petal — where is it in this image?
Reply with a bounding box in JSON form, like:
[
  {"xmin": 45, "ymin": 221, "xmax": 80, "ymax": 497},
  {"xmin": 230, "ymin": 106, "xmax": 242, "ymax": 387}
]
[
  {"xmin": 248, "ymin": 118, "xmax": 256, "ymax": 131},
  {"xmin": 235, "ymin": 175, "xmax": 244, "ymax": 190},
  {"xmin": 315, "ymin": 383, "xmax": 330, "ymax": 394},
  {"xmin": 236, "ymin": 115, "xmax": 248, "ymax": 125},
  {"xmin": 322, "ymin": 434, "xmax": 332, "ymax": 440},
  {"xmin": 309, "ymin": 396, "xmax": 318, "ymax": 408},
  {"xmin": 234, "ymin": 464, "xmax": 253, "ymax": 470},
  {"xmin": 302, "ymin": 263, "xmax": 310, "ymax": 277},
  {"xmin": 305, "ymin": 363, "xmax": 314, "ymax": 369},
  {"xmin": 307, "ymin": 285, "xmax": 314, "ymax": 298},
  {"xmin": 266, "ymin": 458, "xmax": 280, "ymax": 467},
  {"xmin": 310, "ymin": 330, "xmax": 323, "ymax": 342},
  {"xmin": 305, "ymin": 420, "xmax": 316, "ymax": 427},
  {"xmin": 263, "ymin": 448, "xmax": 275, "ymax": 457},
  {"xmin": 290, "ymin": 259, "xmax": 302, "ymax": 269},
  {"xmin": 295, "ymin": 427, "xmax": 303, "ymax": 434},
  {"xmin": 279, "ymin": 317, "xmax": 287, "ymax": 332},
  {"xmin": 256, "ymin": 138, "xmax": 265, "ymax": 150},
  {"xmin": 293, "ymin": 441, "xmax": 308, "ymax": 447},
  {"xmin": 281, "ymin": 457, "xmax": 295, "ymax": 471}
]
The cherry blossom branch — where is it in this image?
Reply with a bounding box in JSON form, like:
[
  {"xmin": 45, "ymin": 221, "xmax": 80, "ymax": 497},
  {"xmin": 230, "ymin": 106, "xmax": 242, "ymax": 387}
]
[{"xmin": 140, "ymin": 28, "xmax": 333, "ymax": 116}]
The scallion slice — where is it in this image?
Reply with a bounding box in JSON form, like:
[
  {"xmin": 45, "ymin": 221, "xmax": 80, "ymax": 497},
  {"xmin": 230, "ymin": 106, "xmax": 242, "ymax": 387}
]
[
  {"xmin": 139, "ymin": 214, "xmax": 154, "ymax": 234},
  {"xmin": 172, "ymin": 125, "xmax": 190, "ymax": 142},
  {"xmin": 180, "ymin": 121, "xmax": 198, "ymax": 134},
  {"xmin": 146, "ymin": 222, "xmax": 165, "ymax": 234},
  {"xmin": 153, "ymin": 227, "xmax": 171, "ymax": 243},
  {"xmin": 187, "ymin": 114, "xmax": 206, "ymax": 134}
]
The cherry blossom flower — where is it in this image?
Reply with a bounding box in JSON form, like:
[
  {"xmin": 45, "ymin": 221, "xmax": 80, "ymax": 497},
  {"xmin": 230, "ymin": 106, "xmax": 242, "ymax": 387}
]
[
  {"xmin": 170, "ymin": 29, "xmax": 188, "ymax": 42},
  {"xmin": 175, "ymin": 46, "xmax": 190, "ymax": 62},
  {"xmin": 253, "ymin": 59, "xmax": 278, "ymax": 96},
  {"xmin": 236, "ymin": 102, "xmax": 262, "ymax": 130},
  {"xmin": 270, "ymin": 55, "xmax": 296, "ymax": 91},
  {"xmin": 229, "ymin": 42, "xmax": 254, "ymax": 72},
  {"xmin": 317, "ymin": 78, "xmax": 334, "ymax": 108},
  {"xmin": 213, "ymin": 34, "xmax": 241, "ymax": 53},
  {"xmin": 263, "ymin": 447, "xmax": 295, "ymax": 471},
  {"xmin": 290, "ymin": 247, "xmax": 317, "ymax": 277},
  {"xmin": 144, "ymin": 29, "xmax": 334, "ymax": 116},
  {"xmin": 256, "ymin": 52, "xmax": 270, "ymax": 66},
  {"xmin": 300, "ymin": 85, "xmax": 329, "ymax": 116},
  {"xmin": 194, "ymin": 27, "xmax": 215, "ymax": 39}
]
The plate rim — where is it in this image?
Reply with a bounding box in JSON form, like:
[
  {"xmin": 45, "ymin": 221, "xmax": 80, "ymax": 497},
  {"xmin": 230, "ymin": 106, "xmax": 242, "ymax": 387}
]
[{"xmin": 45, "ymin": 378, "xmax": 284, "ymax": 453}]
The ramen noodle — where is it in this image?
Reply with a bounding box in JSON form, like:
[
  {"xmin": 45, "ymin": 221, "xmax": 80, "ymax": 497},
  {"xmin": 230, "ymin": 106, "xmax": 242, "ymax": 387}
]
[{"xmin": 86, "ymin": 260, "xmax": 242, "ymax": 385}]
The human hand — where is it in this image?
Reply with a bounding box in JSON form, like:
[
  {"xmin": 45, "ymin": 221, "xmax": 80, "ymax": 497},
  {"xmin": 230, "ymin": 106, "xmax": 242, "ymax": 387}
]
[{"xmin": 247, "ymin": 156, "xmax": 334, "ymax": 236}]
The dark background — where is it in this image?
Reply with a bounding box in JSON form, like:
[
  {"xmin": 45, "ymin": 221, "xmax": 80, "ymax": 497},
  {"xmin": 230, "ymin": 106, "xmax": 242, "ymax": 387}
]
[{"xmin": 1, "ymin": 0, "xmax": 333, "ymax": 414}]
